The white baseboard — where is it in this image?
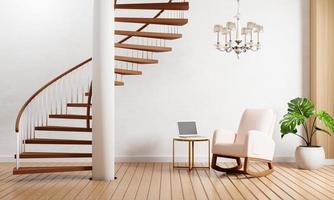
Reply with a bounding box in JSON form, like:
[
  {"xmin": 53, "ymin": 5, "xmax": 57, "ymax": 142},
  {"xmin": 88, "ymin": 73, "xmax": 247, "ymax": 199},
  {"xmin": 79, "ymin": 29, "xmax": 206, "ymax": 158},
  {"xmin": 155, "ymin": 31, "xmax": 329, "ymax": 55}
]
[
  {"xmin": 117, "ymin": 155, "xmax": 211, "ymax": 162},
  {"xmin": 1, "ymin": 154, "xmax": 334, "ymax": 165},
  {"xmin": 272, "ymin": 157, "xmax": 334, "ymax": 165},
  {"xmin": 0, "ymin": 155, "xmax": 14, "ymax": 162},
  {"xmin": 117, "ymin": 155, "xmax": 298, "ymax": 163},
  {"xmin": 324, "ymin": 159, "xmax": 334, "ymax": 165},
  {"xmin": 273, "ymin": 156, "xmax": 295, "ymax": 163}
]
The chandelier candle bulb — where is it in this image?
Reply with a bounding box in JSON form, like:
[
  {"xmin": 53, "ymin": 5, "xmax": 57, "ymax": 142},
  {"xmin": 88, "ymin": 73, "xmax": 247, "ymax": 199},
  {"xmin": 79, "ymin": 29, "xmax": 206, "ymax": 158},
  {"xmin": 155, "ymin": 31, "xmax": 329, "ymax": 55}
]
[
  {"xmin": 220, "ymin": 28, "xmax": 227, "ymax": 46},
  {"xmin": 213, "ymin": 0, "xmax": 263, "ymax": 57},
  {"xmin": 236, "ymin": 19, "xmax": 241, "ymax": 41},
  {"xmin": 250, "ymin": 30, "xmax": 253, "ymax": 42},
  {"xmin": 214, "ymin": 25, "xmax": 221, "ymax": 46},
  {"xmin": 228, "ymin": 31, "xmax": 231, "ymax": 42},
  {"xmin": 255, "ymin": 25, "xmax": 263, "ymax": 44}
]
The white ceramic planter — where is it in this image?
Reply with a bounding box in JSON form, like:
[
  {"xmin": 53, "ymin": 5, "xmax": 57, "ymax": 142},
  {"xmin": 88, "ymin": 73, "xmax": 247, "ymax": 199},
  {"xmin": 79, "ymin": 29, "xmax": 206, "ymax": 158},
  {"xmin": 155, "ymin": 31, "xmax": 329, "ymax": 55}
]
[{"xmin": 295, "ymin": 146, "xmax": 325, "ymax": 170}]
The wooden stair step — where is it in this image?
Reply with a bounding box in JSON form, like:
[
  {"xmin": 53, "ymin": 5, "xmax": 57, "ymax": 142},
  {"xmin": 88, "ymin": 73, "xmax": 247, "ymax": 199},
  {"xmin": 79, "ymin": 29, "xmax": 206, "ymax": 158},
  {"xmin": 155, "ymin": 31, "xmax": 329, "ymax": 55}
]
[
  {"xmin": 49, "ymin": 114, "xmax": 92, "ymax": 120},
  {"xmin": 35, "ymin": 126, "xmax": 92, "ymax": 132},
  {"xmin": 115, "ymin": 2, "xmax": 189, "ymax": 10},
  {"xmin": 115, "ymin": 81, "xmax": 125, "ymax": 86},
  {"xmin": 67, "ymin": 103, "xmax": 91, "ymax": 107},
  {"xmin": 115, "ymin": 81, "xmax": 121, "ymax": 85},
  {"xmin": 115, "ymin": 17, "xmax": 188, "ymax": 26},
  {"xmin": 13, "ymin": 166, "xmax": 92, "ymax": 175},
  {"xmin": 115, "ymin": 56, "xmax": 158, "ymax": 64},
  {"xmin": 24, "ymin": 138, "xmax": 92, "ymax": 145},
  {"xmin": 75, "ymin": 81, "xmax": 122, "ymax": 87},
  {"xmin": 115, "ymin": 30, "xmax": 182, "ymax": 40},
  {"xmin": 16, "ymin": 152, "xmax": 92, "ymax": 159},
  {"xmin": 115, "ymin": 68, "xmax": 142, "ymax": 75},
  {"xmin": 115, "ymin": 43, "xmax": 172, "ymax": 52},
  {"xmin": 78, "ymin": 81, "xmax": 124, "ymax": 87}
]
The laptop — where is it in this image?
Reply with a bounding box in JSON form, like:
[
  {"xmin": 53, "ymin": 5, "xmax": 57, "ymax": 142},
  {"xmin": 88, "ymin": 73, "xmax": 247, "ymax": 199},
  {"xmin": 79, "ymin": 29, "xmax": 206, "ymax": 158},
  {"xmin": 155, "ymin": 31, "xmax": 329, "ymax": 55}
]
[{"xmin": 177, "ymin": 121, "xmax": 200, "ymax": 137}]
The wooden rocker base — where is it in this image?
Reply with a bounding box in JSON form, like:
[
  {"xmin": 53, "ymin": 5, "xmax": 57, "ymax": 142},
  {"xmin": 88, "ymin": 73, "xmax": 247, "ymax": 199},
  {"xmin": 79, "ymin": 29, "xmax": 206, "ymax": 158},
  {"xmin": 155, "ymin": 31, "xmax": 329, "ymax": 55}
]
[{"xmin": 211, "ymin": 154, "xmax": 274, "ymax": 177}]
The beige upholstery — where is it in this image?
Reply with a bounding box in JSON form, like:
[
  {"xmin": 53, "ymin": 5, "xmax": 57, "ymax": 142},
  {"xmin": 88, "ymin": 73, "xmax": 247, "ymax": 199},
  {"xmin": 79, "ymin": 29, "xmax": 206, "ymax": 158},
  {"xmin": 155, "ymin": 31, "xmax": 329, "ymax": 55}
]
[{"xmin": 212, "ymin": 109, "xmax": 276, "ymax": 161}]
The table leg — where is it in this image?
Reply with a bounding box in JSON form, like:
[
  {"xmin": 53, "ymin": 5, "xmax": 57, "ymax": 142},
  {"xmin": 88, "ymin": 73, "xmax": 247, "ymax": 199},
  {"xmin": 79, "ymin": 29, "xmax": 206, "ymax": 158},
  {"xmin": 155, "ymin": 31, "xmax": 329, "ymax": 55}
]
[
  {"xmin": 208, "ymin": 139, "xmax": 210, "ymax": 168},
  {"xmin": 192, "ymin": 141, "xmax": 195, "ymax": 168},
  {"xmin": 173, "ymin": 139, "xmax": 175, "ymax": 168},
  {"xmin": 188, "ymin": 141, "xmax": 191, "ymax": 170}
]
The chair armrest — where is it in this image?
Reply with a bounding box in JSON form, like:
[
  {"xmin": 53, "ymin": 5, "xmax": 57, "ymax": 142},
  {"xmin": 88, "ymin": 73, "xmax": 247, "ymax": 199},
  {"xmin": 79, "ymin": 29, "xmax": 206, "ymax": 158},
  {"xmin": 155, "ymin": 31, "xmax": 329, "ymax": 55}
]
[
  {"xmin": 212, "ymin": 129, "xmax": 236, "ymax": 145},
  {"xmin": 246, "ymin": 130, "xmax": 275, "ymax": 160}
]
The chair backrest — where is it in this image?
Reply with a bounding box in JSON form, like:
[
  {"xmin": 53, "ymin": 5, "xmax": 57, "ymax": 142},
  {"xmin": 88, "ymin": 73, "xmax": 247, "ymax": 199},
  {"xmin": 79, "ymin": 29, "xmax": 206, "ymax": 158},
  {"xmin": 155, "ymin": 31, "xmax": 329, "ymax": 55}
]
[{"xmin": 235, "ymin": 109, "xmax": 276, "ymax": 144}]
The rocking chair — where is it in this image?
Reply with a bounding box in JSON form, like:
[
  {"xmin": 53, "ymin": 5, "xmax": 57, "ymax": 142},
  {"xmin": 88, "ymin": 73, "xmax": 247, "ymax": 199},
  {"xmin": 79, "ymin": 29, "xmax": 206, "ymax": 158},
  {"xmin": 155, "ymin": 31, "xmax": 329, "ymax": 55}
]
[{"xmin": 211, "ymin": 109, "xmax": 276, "ymax": 177}]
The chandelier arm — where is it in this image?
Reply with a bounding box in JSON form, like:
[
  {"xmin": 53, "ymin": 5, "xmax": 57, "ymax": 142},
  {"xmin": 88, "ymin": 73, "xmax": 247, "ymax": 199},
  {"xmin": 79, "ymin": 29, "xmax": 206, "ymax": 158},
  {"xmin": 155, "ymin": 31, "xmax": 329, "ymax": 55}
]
[
  {"xmin": 251, "ymin": 47, "xmax": 259, "ymax": 52},
  {"xmin": 226, "ymin": 47, "xmax": 233, "ymax": 53},
  {"xmin": 216, "ymin": 46, "xmax": 227, "ymax": 52}
]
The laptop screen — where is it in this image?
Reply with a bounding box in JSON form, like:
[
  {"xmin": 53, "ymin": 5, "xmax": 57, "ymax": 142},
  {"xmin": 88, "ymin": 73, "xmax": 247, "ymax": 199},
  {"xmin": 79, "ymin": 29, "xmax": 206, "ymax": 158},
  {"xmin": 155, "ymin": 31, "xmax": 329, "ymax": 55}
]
[{"xmin": 178, "ymin": 122, "xmax": 197, "ymax": 135}]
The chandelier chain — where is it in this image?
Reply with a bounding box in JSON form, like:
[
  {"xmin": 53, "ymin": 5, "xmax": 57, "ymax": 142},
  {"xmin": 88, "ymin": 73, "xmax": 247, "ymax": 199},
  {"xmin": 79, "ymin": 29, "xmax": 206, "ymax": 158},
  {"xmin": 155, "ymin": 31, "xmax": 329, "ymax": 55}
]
[{"xmin": 236, "ymin": 0, "xmax": 240, "ymax": 17}]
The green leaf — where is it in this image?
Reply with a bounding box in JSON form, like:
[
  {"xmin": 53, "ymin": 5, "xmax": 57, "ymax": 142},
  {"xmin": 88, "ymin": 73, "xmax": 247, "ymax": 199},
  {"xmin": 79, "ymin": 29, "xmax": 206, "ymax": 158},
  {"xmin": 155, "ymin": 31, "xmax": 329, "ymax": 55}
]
[
  {"xmin": 280, "ymin": 97, "xmax": 315, "ymax": 138},
  {"xmin": 316, "ymin": 111, "xmax": 334, "ymax": 135},
  {"xmin": 280, "ymin": 113, "xmax": 304, "ymax": 137},
  {"xmin": 287, "ymin": 98, "xmax": 315, "ymax": 118}
]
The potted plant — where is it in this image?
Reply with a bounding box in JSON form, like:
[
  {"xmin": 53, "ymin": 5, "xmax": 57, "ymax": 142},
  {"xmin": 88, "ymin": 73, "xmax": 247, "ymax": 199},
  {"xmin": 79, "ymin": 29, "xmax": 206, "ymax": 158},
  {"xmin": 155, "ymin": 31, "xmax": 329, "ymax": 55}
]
[{"xmin": 280, "ymin": 97, "xmax": 334, "ymax": 169}]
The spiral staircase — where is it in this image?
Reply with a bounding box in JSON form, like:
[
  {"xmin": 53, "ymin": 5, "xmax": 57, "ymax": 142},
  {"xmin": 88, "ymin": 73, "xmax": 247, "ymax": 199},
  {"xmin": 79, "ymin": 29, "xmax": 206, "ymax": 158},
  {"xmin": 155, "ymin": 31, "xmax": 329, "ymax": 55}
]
[{"xmin": 13, "ymin": 0, "xmax": 189, "ymax": 175}]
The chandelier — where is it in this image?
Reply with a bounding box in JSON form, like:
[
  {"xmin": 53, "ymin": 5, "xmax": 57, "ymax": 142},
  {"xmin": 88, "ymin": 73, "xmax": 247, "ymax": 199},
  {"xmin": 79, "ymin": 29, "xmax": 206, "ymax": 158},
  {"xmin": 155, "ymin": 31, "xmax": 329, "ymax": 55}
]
[{"xmin": 214, "ymin": 0, "xmax": 263, "ymax": 58}]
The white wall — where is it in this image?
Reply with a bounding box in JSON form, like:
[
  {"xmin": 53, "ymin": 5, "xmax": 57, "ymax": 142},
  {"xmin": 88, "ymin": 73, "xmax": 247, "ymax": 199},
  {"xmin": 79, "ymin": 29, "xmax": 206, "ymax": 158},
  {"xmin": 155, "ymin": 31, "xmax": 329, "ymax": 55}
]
[
  {"xmin": 0, "ymin": 0, "xmax": 92, "ymax": 159},
  {"xmin": 115, "ymin": 0, "xmax": 310, "ymax": 162},
  {"xmin": 0, "ymin": 0, "xmax": 309, "ymax": 162}
]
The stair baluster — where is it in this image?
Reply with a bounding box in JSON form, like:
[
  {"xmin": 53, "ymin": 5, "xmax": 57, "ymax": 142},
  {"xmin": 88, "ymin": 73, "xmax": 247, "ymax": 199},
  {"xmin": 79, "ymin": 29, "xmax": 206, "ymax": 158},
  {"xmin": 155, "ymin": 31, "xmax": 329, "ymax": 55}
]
[
  {"xmin": 15, "ymin": 59, "xmax": 93, "ymax": 171},
  {"xmin": 14, "ymin": 0, "xmax": 189, "ymax": 174}
]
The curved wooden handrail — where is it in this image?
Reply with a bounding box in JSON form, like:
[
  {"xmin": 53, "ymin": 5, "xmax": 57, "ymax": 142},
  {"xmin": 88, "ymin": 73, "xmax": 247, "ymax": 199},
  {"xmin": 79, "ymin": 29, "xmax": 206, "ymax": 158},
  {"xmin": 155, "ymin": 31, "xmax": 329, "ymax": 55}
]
[
  {"xmin": 116, "ymin": 0, "xmax": 173, "ymax": 44},
  {"xmin": 16, "ymin": 0, "xmax": 175, "ymax": 131},
  {"xmin": 86, "ymin": 82, "xmax": 93, "ymax": 129},
  {"xmin": 15, "ymin": 58, "xmax": 93, "ymax": 132}
]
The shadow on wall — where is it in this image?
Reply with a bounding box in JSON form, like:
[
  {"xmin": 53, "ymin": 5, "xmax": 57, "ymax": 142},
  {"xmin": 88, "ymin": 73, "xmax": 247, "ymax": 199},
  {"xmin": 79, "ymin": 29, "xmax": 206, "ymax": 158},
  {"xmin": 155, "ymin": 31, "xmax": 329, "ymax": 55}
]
[{"xmin": 301, "ymin": 0, "xmax": 310, "ymax": 98}]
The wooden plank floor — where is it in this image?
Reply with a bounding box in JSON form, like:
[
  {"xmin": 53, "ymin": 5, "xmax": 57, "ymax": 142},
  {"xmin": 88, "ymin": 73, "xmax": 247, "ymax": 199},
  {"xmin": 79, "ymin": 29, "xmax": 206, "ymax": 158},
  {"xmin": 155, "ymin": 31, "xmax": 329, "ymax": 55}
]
[{"xmin": 0, "ymin": 162, "xmax": 334, "ymax": 199}]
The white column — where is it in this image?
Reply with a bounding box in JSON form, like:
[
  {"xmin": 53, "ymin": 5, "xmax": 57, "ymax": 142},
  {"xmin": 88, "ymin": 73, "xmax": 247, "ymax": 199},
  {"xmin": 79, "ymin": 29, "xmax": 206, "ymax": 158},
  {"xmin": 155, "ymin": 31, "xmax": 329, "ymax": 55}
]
[{"xmin": 92, "ymin": 0, "xmax": 115, "ymax": 181}]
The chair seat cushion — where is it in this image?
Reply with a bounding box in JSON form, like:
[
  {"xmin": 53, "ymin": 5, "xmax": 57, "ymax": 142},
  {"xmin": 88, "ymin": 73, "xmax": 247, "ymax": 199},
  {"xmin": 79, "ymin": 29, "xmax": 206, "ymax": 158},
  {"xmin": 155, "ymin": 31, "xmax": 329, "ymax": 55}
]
[{"xmin": 212, "ymin": 143, "xmax": 246, "ymax": 158}]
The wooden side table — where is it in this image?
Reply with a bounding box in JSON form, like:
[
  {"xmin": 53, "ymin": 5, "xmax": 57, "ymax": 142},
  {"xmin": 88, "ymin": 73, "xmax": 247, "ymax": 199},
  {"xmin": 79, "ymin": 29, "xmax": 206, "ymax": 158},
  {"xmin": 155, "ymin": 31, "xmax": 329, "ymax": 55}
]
[{"xmin": 173, "ymin": 136, "xmax": 210, "ymax": 170}]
